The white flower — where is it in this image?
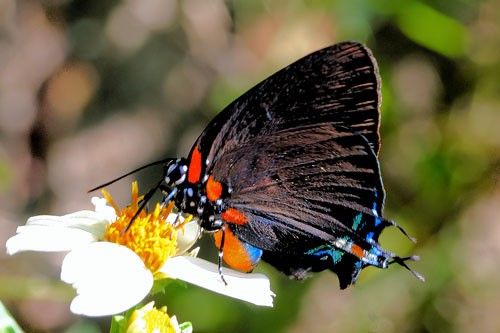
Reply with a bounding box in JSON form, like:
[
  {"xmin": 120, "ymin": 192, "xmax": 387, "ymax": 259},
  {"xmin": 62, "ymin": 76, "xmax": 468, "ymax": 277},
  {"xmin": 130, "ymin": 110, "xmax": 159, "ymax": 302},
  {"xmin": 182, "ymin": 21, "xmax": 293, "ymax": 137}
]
[{"xmin": 6, "ymin": 183, "xmax": 275, "ymax": 317}]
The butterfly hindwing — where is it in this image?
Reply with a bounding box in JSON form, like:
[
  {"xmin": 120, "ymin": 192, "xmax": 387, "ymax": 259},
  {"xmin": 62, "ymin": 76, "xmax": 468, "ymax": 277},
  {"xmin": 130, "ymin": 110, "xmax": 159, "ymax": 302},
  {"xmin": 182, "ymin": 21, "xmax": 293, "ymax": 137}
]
[{"xmin": 209, "ymin": 125, "xmax": 392, "ymax": 287}]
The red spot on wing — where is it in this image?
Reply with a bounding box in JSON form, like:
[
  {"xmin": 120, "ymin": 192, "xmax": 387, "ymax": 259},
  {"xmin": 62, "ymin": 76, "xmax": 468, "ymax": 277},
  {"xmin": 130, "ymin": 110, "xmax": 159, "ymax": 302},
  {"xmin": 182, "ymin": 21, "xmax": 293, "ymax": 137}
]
[
  {"xmin": 187, "ymin": 146, "xmax": 202, "ymax": 183},
  {"xmin": 206, "ymin": 176, "xmax": 222, "ymax": 201},
  {"xmin": 214, "ymin": 228, "xmax": 256, "ymax": 272},
  {"xmin": 351, "ymin": 244, "xmax": 364, "ymax": 259},
  {"xmin": 221, "ymin": 208, "xmax": 247, "ymax": 225}
]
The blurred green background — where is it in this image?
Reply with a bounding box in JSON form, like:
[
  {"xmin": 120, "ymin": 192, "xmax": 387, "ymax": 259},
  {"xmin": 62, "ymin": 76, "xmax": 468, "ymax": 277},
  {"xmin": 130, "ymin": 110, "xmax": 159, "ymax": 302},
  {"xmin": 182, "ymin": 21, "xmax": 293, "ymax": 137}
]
[{"xmin": 1, "ymin": 0, "xmax": 499, "ymax": 332}]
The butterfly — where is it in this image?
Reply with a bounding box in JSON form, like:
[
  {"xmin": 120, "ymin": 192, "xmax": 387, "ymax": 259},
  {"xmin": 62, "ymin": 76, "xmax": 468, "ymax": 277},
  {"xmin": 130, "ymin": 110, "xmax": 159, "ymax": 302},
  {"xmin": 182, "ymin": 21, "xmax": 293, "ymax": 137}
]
[{"xmin": 95, "ymin": 41, "xmax": 422, "ymax": 288}]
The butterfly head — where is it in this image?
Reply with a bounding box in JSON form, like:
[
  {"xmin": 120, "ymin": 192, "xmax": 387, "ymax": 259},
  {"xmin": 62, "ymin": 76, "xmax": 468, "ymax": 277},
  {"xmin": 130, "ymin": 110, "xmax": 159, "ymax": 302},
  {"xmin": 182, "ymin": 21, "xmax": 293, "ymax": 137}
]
[
  {"xmin": 164, "ymin": 158, "xmax": 188, "ymax": 187},
  {"xmin": 161, "ymin": 158, "xmax": 190, "ymax": 207}
]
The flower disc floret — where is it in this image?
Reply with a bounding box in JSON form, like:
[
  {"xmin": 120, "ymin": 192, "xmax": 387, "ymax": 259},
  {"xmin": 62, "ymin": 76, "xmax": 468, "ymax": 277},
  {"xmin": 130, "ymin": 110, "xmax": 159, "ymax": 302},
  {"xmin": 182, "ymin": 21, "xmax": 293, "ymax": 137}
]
[
  {"xmin": 104, "ymin": 182, "xmax": 177, "ymax": 272},
  {"xmin": 127, "ymin": 302, "xmax": 183, "ymax": 333}
]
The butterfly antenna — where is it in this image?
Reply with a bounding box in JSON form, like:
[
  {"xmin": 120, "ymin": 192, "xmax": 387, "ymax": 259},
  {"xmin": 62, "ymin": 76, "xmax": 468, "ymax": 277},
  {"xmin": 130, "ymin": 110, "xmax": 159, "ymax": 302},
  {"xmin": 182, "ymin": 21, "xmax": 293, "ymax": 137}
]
[
  {"xmin": 122, "ymin": 177, "xmax": 165, "ymax": 234},
  {"xmin": 389, "ymin": 255, "xmax": 425, "ymax": 282},
  {"xmin": 88, "ymin": 158, "xmax": 173, "ymax": 192}
]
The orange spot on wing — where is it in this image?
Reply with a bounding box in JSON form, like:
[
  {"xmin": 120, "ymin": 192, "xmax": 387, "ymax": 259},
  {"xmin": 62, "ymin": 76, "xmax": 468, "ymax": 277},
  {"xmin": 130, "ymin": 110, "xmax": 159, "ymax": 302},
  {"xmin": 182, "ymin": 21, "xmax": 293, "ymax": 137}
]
[
  {"xmin": 206, "ymin": 176, "xmax": 222, "ymax": 201},
  {"xmin": 351, "ymin": 244, "xmax": 364, "ymax": 259},
  {"xmin": 187, "ymin": 147, "xmax": 202, "ymax": 183},
  {"xmin": 221, "ymin": 208, "xmax": 247, "ymax": 225},
  {"xmin": 214, "ymin": 228, "xmax": 255, "ymax": 272}
]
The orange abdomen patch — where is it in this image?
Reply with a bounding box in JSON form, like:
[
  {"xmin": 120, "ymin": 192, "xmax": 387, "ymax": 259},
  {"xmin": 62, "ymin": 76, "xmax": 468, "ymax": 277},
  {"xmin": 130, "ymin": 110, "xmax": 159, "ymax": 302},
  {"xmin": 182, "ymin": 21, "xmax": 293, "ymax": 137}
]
[{"xmin": 213, "ymin": 228, "xmax": 262, "ymax": 272}]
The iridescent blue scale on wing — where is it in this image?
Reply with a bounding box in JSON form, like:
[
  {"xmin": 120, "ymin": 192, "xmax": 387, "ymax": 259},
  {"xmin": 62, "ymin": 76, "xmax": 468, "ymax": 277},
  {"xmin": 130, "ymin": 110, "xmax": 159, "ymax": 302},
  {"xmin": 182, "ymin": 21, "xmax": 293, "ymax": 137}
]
[
  {"xmin": 244, "ymin": 241, "xmax": 264, "ymax": 265},
  {"xmin": 352, "ymin": 213, "xmax": 363, "ymax": 231},
  {"xmin": 305, "ymin": 244, "xmax": 345, "ymax": 264}
]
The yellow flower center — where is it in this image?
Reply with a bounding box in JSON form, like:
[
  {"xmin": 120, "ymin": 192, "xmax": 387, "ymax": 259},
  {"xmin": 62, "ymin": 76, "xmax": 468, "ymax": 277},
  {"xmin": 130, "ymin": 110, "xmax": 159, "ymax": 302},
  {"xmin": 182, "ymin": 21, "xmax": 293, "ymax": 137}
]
[
  {"xmin": 103, "ymin": 182, "xmax": 178, "ymax": 273},
  {"xmin": 127, "ymin": 302, "xmax": 181, "ymax": 333}
]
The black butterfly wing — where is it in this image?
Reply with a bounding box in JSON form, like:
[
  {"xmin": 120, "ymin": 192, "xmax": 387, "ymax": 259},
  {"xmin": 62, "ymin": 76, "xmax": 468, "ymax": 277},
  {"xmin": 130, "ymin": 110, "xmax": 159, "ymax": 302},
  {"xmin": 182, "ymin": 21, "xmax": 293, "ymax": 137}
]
[
  {"xmin": 209, "ymin": 125, "xmax": 391, "ymax": 287},
  {"xmin": 191, "ymin": 41, "xmax": 394, "ymax": 288},
  {"xmin": 191, "ymin": 41, "xmax": 382, "ymax": 169}
]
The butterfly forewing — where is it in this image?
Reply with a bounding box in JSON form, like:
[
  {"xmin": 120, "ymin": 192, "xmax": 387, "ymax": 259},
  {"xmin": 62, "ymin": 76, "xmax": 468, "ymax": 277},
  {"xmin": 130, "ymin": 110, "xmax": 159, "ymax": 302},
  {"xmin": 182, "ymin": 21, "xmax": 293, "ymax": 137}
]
[{"xmin": 192, "ymin": 42, "xmax": 382, "ymax": 173}]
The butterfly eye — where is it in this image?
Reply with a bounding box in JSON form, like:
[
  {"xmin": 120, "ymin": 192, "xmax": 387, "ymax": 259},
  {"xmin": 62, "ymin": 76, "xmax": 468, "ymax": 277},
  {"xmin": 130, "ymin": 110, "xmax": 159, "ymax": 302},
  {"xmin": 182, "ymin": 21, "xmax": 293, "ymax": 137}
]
[{"xmin": 163, "ymin": 160, "xmax": 188, "ymax": 186}]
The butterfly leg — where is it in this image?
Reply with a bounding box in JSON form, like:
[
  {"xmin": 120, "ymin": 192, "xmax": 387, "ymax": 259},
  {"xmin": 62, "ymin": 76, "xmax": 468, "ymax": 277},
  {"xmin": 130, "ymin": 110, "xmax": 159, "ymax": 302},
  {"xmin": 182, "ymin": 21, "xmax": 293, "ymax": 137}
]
[
  {"xmin": 161, "ymin": 185, "xmax": 178, "ymax": 203},
  {"xmin": 217, "ymin": 225, "xmax": 228, "ymax": 285},
  {"xmin": 172, "ymin": 212, "xmax": 183, "ymax": 228},
  {"xmin": 123, "ymin": 178, "xmax": 164, "ymax": 234}
]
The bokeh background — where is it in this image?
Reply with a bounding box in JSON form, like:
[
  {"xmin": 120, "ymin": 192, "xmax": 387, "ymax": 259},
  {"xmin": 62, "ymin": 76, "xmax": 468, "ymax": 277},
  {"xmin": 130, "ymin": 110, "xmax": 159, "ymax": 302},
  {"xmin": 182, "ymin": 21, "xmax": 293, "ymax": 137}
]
[{"xmin": 1, "ymin": 0, "xmax": 499, "ymax": 332}]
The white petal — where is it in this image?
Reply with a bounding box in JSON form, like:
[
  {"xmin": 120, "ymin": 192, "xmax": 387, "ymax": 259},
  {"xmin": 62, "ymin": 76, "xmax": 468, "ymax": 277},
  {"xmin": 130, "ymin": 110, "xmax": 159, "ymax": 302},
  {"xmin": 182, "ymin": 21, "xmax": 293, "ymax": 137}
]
[
  {"xmin": 160, "ymin": 256, "xmax": 275, "ymax": 307},
  {"xmin": 26, "ymin": 211, "xmax": 99, "ymax": 226},
  {"xmin": 61, "ymin": 242, "xmax": 153, "ymax": 317},
  {"xmin": 27, "ymin": 209, "xmax": 114, "ymax": 236},
  {"xmin": 170, "ymin": 315, "xmax": 181, "ymax": 333},
  {"xmin": 175, "ymin": 220, "xmax": 200, "ymax": 255},
  {"xmin": 6, "ymin": 203, "xmax": 116, "ymax": 255},
  {"xmin": 6, "ymin": 226, "xmax": 98, "ymax": 255},
  {"xmin": 91, "ymin": 197, "xmax": 117, "ymax": 222}
]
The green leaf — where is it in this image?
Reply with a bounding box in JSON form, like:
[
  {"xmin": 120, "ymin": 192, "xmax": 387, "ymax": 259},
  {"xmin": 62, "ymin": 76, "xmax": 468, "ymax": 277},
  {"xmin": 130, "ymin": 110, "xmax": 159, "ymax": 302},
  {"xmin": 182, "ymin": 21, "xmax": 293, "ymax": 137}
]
[
  {"xmin": 150, "ymin": 278, "xmax": 187, "ymax": 296},
  {"xmin": 109, "ymin": 315, "xmax": 127, "ymax": 333},
  {"xmin": 109, "ymin": 307, "xmax": 137, "ymax": 333},
  {"xmin": 396, "ymin": 1, "xmax": 468, "ymax": 58},
  {"xmin": 150, "ymin": 278, "xmax": 173, "ymax": 296},
  {"xmin": 0, "ymin": 301, "xmax": 23, "ymax": 333}
]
